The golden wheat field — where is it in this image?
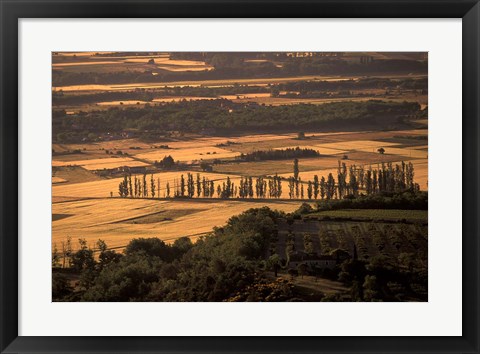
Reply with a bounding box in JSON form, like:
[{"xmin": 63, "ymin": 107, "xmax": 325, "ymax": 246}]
[
  {"xmin": 52, "ymin": 176, "xmax": 67, "ymax": 184},
  {"xmin": 314, "ymin": 140, "xmax": 400, "ymax": 151},
  {"xmin": 52, "ymin": 198, "xmax": 302, "ymax": 250},
  {"xmin": 135, "ymin": 146, "xmax": 240, "ymax": 163},
  {"xmin": 364, "ymin": 146, "xmax": 427, "ymax": 159},
  {"xmin": 52, "ymin": 157, "xmax": 149, "ymax": 170}
]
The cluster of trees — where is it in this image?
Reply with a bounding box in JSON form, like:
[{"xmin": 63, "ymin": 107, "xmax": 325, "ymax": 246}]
[
  {"xmin": 117, "ymin": 172, "xmax": 220, "ymax": 199},
  {"xmin": 153, "ymin": 155, "xmax": 176, "ymax": 169},
  {"xmin": 53, "ymin": 90, "xmax": 157, "ymax": 106},
  {"xmin": 239, "ymin": 147, "xmax": 320, "ymax": 162},
  {"xmin": 287, "ymin": 161, "xmax": 420, "ymax": 201},
  {"xmin": 116, "ymin": 160, "xmax": 420, "ymax": 200},
  {"xmin": 53, "ymin": 208, "xmax": 292, "ymax": 302},
  {"xmin": 53, "ymin": 99, "xmax": 420, "ymax": 143},
  {"xmin": 281, "ymin": 57, "xmax": 427, "ymax": 77},
  {"xmin": 276, "ymin": 77, "xmax": 428, "ymax": 96},
  {"xmin": 334, "ymin": 160, "xmax": 418, "ymax": 199},
  {"xmin": 237, "ymin": 175, "xmax": 283, "ymax": 199},
  {"xmin": 53, "ymin": 197, "xmax": 428, "ymax": 302},
  {"xmin": 313, "ymin": 190, "xmax": 428, "ymax": 212},
  {"xmin": 336, "ymin": 249, "xmax": 427, "ymax": 302},
  {"xmin": 118, "ymin": 173, "xmax": 158, "ymax": 198}
]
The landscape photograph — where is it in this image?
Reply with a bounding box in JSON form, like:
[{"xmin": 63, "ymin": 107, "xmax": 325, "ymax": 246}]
[{"xmin": 52, "ymin": 51, "xmax": 428, "ymax": 302}]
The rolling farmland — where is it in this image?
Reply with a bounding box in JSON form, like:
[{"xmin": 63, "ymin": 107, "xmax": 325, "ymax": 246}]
[
  {"xmin": 51, "ymin": 51, "xmax": 429, "ymax": 303},
  {"xmin": 52, "ymin": 129, "xmax": 428, "ymax": 249}
]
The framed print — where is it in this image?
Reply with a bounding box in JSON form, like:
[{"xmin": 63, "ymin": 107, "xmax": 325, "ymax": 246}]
[{"xmin": 1, "ymin": 0, "xmax": 479, "ymax": 353}]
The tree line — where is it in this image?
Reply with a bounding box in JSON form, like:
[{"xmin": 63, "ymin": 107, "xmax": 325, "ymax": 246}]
[
  {"xmin": 53, "ymin": 99, "xmax": 421, "ymax": 143},
  {"xmin": 52, "ymin": 77, "xmax": 427, "ymax": 106},
  {"xmin": 116, "ymin": 160, "xmax": 420, "ymax": 200},
  {"xmin": 239, "ymin": 147, "xmax": 320, "ymax": 162}
]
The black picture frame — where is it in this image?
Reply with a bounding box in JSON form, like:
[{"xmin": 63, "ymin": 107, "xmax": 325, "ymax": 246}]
[{"xmin": 1, "ymin": 1, "xmax": 479, "ymax": 353}]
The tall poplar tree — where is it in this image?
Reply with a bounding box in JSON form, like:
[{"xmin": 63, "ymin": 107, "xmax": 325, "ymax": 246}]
[
  {"xmin": 313, "ymin": 175, "xmax": 319, "ymax": 199},
  {"xmin": 150, "ymin": 174, "xmax": 156, "ymax": 198},
  {"xmin": 293, "ymin": 158, "xmax": 299, "ymax": 181}
]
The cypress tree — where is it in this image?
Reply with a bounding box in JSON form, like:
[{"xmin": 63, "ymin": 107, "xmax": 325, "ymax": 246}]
[
  {"xmin": 187, "ymin": 173, "xmax": 194, "ymax": 198},
  {"xmin": 288, "ymin": 177, "xmax": 295, "ymax": 199},
  {"xmin": 202, "ymin": 177, "xmax": 207, "ymax": 197},
  {"xmin": 134, "ymin": 175, "xmax": 138, "ymax": 197},
  {"xmin": 277, "ymin": 176, "xmax": 282, "ymax": 198},
  {"xmin": 196, "ymin": 173, "xmax": 201, "ymax": 197},
  {"xmin": 293, "ymin": 158, "xmax": 299, "ymax": 181},
  {"xmin": 143, "ymin": 173, "xmax": 148, "ymax": 197},
  {"xmin": 180, "ymin": 174, "xmax": 186, "ymax": 197},
  {"xmin": 313, "ymin": 175, "xmax": 319, "ymax": 199},
  {"xmin": 320, "ymin": 176, "xmax": 326, "ymax": 200},
  {"xmin": 123, "ymin": 175, "xmax": 129, "ymax": 197},
  {"xmin": 150, "ymin": 174, "xmax": 156, "ymax": 198},
  {"xmin": 128, "ymin": 174, "xmax": 133, "ymax": 198},
  {"xmin": 365, "ymin": 169, "xmax": 373, "ymax": 195},
  {"xmin": 248, "ymin": 177, "xmax": 254, "ymax": 198}
]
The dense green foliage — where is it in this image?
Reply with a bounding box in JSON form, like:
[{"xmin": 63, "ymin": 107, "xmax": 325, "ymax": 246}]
[
  {"xmin": 239, "ymin": 147, "xmax": 320, "ymax": 162},
  {"xmin": 277, "ymin": 77, "xmax": 427, "ymax": 93},
  {"xmin": 53, "ymin": 99, "xmax": 420, "ymax": 142},
  {"xmin": 53, "ymin": 191, "xmax": 428, "ymax": 302},
  {"xmin": 54, "ymin": 208, "xmax": 285, "ymax": 301},
  {"xmin": 314, "ymin": 191, "xmax": 428, "ymax": 212},
  {"xmin": 311, "ymin": 208, "xmax": 428, "ymax": 221}
]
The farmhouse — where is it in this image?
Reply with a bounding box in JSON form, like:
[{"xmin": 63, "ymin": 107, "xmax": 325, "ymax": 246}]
[{"xmin": 288, "ymin": 252, "xmax": 337, "ymax": 270}]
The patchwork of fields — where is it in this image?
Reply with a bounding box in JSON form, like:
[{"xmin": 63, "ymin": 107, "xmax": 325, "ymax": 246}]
[
  {"xmin": 52, "ymin": 52, "xmax": 428, "ymax": 256},
  {"xmin": 53, "ymin": 53, "xmax": 213, "ymax": 74},
  {"xmin": 52, "ymin": 128, "xmax": 428, "ymax": 250}
]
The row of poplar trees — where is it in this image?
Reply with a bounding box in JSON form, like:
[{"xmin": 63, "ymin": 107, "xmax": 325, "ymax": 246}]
[{"xmin": 117, "ymin": 159, "xmax": 419, "ymax": 200}]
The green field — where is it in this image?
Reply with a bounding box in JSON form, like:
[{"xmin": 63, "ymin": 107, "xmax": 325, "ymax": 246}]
[{"xmin": 310, "ymin": 209, "xmax": 428, "ymax": 221}]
